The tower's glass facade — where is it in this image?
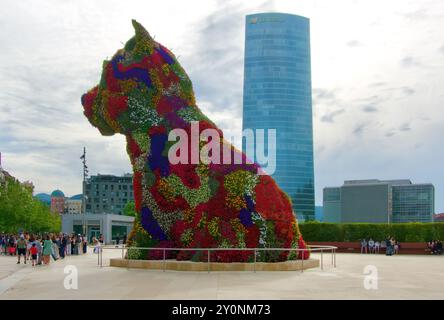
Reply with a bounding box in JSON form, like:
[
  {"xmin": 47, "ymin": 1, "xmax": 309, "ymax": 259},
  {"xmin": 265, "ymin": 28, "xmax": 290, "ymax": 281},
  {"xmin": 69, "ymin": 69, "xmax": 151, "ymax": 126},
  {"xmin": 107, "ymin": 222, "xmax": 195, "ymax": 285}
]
[{"xmin": 242, "ymin": 13, "xmax": 315, "ymax": 221}]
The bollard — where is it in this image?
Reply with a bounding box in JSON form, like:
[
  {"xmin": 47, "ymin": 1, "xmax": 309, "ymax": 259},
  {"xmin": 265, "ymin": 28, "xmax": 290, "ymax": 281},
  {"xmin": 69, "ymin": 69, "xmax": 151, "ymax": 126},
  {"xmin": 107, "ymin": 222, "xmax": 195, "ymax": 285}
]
[
  {"xmin": 301, "ymin": 249, "xmax": 304, "ymax": 273},
  {"xmin": 334, "ymin": 248, "xmax": 336, "ymax": 268},
  {"xmin": 254, "ymin": 249, "xmax": 256, "ymax": 273},
  {"xmin": 207, "ymin": 250, "xmax": 210, "ymax": 273},
  {"xmin": 321, "ymin": 249, "xmax": 323, "ymax": 270}
]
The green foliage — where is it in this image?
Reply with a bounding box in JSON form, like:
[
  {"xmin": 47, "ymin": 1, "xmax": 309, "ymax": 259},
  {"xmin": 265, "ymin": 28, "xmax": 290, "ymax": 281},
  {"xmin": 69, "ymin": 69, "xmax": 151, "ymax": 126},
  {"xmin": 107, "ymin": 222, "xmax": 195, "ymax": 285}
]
[
  {"xmin": 224, "ymin": 170, "xmax": 259, "ymax": 198},
  {"xmin": 255, "ymin": 221, "xmax": 283, "ymax": 262},
  {"xmin": 300, "ymin": 221, "xmax": 444, "ymax": 242},
  {"xmin": 0, "ymin": 177, "xmax": 60, "ymax": 233},
  {"xmin": 298, "ymin": 221, "xmax": 344, "ymax": 242},
  {"xmin": 123, "ymin": 201, "xmax": 137, "ymax": 217},
  {"xmin": 127, "ymin": 224, "xmax": 158, "ymax": 260},
  {"xmin": 165, "ymin": 173, "xmax": 211, "ymax": 208}
]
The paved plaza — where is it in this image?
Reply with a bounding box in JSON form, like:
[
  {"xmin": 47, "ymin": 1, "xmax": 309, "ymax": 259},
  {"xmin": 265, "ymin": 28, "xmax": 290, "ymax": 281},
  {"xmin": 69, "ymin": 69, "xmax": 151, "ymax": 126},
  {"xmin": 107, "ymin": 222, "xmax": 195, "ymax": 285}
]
[{"xmin": 0, "ymin": 249, "xmax": 443, "ymax": 299}]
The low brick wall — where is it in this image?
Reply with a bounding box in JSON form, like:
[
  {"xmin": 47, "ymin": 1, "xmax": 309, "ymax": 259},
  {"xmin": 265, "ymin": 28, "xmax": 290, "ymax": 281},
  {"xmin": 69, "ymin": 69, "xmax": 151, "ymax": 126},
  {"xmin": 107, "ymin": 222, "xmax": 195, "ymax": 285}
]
[
  {"xmin": 309, "ymin": 242, "xmax": 430, "ymax": 255},
  {"xmin": 110, "ymin": 258, "xmax": 319, "ymax": 271}
]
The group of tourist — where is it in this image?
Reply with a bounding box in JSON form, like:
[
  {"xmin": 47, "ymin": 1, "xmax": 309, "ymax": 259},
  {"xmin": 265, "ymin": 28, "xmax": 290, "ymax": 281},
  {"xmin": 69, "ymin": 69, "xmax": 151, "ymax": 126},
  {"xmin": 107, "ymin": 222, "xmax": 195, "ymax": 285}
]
[
  {"xmin": 0, "ymin": 232, "xmax": 90, "ymax": 266},
  {"xmin": 360, "ymin": 237, "xmax": 400, "ymax": 255},
  {"xmin": 427, "ymin": 240, "xmax": 443, "ymax": 255}
]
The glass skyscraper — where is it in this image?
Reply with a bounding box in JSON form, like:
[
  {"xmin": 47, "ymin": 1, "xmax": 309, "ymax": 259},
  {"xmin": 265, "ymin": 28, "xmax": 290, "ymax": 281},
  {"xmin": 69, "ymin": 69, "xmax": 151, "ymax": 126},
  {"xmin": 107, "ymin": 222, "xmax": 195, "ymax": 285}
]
[{"xmin": 242, "ymin": 13, "xmax": 315, "ymax": 221}]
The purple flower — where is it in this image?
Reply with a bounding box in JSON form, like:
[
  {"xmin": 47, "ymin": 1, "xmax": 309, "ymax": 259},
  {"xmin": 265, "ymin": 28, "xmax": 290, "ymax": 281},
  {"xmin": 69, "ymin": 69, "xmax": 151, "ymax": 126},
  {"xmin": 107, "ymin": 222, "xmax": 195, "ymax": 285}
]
[
  {"xmin": 245, "ymin": 195, "xmax": 255, "ymax": 212},
  {"xmin": 148, "ymin": 133, "xmax": 170, "ymax": 177},
  {"xmin": 141, "ymin": 207, "xmax": 167, "ymax": 241},
  {"xmin": 239, "ymin": 208, "xmax": 254, "ymax": 227},
  {"xmin": 111, "ymin": 54, "xmax": 152, "ymax": 88},
  {"xmin": 156, "ymin": 47, "xmax": 175, "ymax": 65}
]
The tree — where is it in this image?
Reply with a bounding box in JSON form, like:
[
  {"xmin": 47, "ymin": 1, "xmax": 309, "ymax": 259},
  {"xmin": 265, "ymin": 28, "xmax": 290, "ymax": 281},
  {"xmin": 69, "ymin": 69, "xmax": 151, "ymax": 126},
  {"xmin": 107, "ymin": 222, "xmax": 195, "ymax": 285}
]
[
  {"xmin": 0, "ymin": 174, "xmax": 60, "ymax": 233},
  {"xmin": 123, "ymin": 201, "xmax": 137, "ymax": 217}
]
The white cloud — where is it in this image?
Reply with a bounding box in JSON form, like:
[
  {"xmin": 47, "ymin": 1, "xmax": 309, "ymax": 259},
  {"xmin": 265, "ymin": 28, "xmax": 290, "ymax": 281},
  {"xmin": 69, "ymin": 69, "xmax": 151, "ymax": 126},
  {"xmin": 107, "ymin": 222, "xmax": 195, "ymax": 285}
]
[{"xmin": 0, "ymin": 0, "xmax": 443, "ymax": 212}]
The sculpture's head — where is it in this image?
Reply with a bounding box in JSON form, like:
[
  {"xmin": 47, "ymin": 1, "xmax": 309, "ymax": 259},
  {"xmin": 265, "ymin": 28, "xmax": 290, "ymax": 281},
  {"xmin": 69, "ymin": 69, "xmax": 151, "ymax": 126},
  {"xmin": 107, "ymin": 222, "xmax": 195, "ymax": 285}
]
[{"xmin": 81, "ymin": 20, "xmax": 196, "ymax": 136}]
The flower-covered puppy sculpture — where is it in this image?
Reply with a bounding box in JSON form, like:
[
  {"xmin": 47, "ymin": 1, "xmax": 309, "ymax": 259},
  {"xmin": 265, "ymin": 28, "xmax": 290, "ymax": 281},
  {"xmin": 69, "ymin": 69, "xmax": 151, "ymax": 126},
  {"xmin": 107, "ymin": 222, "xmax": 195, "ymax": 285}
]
[{"xmin": 81, "ymin": 20, "xmax": 309, "ymax": 262}]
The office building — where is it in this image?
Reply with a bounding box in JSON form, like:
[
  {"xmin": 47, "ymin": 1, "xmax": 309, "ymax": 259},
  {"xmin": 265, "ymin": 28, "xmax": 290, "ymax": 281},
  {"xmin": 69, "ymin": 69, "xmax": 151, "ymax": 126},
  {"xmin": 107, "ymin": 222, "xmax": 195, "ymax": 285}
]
[
  {"xmin": 84, "ymin": 173, "xmax": 133, "ymax": 215},
  {"xmin": 242, "ymin": 12, "xmax": 315, "ymax": 221},
  {"xmin": 323, "ymin": 179, "xmax": 435, "ymax": 223},
  {"xmin": 64, "ymin": 194, "xmax": 82, "ymax": 214}
]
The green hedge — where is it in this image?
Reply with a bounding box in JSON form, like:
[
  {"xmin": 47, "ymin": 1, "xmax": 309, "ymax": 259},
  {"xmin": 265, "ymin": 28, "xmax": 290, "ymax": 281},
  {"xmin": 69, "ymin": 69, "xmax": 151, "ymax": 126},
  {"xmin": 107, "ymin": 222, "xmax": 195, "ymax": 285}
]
[{"xmin": 300, "ymin": 221, "xmax": 444, "ymax": 242}]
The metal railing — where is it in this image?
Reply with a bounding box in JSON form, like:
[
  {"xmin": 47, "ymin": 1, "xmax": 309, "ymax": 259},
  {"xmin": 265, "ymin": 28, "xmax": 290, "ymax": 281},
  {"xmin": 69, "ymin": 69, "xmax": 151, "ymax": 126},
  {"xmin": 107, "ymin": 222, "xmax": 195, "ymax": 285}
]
[{"xmin": 96, "ymin": 245, "xmax": 337, "ymax": 273}]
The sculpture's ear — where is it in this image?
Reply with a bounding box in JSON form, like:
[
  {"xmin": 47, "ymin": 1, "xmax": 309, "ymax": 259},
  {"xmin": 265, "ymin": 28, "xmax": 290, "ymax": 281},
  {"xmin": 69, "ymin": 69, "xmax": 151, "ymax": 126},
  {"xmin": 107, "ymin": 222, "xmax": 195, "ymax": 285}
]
[{"xmin": 132, "ymin": 19, "xmax": 154, "ymax": 43}]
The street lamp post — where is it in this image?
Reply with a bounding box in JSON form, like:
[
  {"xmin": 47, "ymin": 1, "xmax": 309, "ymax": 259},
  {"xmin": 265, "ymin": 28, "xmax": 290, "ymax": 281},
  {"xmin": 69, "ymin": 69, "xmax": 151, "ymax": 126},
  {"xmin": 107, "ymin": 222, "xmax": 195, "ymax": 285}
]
[{"xmin": 80, "ymin": 147, "xmax": 89, "ymax": 238}]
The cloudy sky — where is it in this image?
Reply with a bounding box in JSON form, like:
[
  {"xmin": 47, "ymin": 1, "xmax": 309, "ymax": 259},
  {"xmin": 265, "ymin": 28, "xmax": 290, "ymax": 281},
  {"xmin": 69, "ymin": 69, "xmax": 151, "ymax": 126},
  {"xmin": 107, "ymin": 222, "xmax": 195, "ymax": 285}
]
[{"xmin": 0, "ymin": 0, "xmax": 443, "ymax": 212}]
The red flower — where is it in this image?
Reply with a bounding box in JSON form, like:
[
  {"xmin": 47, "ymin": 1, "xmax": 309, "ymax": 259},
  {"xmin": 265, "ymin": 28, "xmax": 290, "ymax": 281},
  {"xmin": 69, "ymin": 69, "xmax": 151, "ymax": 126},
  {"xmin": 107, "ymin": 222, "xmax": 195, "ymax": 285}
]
[
  {"xmin": 171, "ymin": 220, "xmax": 188, "ymax": 246},
  {"xmin": 150, "ymin": 177, "xmax": 190, "ymax": 212},
  {"xmin": 156, "ymin": 96, "xmax": 174, "ymax": 116},
  {"xmin": 105, "ymin": 63, "xmax": 121, "ymax": 92},
  {"xmin": 245, "ymin": 225, "xmax": 260, "ymax": 248},
  {"xmin": 107, "ymin": 95, "xmax": 128, "ymax": 120},
  {"xmin": 298, "ymin": 235, "xmax": 310, "ymax": 260},
  {"xmin": 149, "ymin": 126, "xmax": 167, "ymax": 135},
  {"xmin": 147, "ymin": 240, "xmax": 175, "ymax": 260},
  {"xmin": 150, "ymin": 50, "xmax": 163, "ymax": 66},
  {"xmin": 170, "ymin": 164, "xmax": 201, "ymax": 189},
  {"xmin": 126, "ymin": 135, "xmax": 142, "ymax": 158},
  {"xmin": 81, "ymin": 86, "xmax": 98, "ymax": 118},
  {"xmin": 219, "ymin": 220, "xmax": 237, "ymax": 245},
  {"xmin": 157, "ymin": 66, "xmax": 180, "ymax": 88}
]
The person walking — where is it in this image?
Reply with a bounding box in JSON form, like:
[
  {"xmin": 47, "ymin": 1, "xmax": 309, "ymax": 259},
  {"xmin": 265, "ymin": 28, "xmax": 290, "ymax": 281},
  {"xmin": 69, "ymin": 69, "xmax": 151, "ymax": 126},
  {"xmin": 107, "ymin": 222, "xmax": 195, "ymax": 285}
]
[
  {"xmin": 386, "ymin": 237, "xmax": 393, "ymax": 256},
  {"xmin": 51, "ymin": 234, "xmax": 59, "ymax": 260},
  {"xmin": 35, "ymin": 236, "xmax": 43, "ymax": 265},
  {"xmin": 30, "ymin": 243, "xmax": 38, "ymax": 267},
  {"xmin": 93, "ymin": 236, "xmax": 102, "ymax": 255},
  {"xmin": 8, "ymin": 235, "xmax": 16, "ymax": 256},
  {"xmin": 26, "ymin": 235, "xmax": 34, "ymax": 261},
  {"xmin": 82, "ymin": 235, "xmax": 88, "ymax": 254},
  {"xmin": 0, "ymin": 235, "xmax": 5, "ymax": 255},
  {"xmin": 42, "ymin": 235, "xmax": 53, "ymax": 265},
  {"xmin": 59, "ymin": 234, "xmax": 67, "ymax": 259},
  {"xmin": 16, "ymin": 234, "xmax": 27, "ymax": 264}
]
